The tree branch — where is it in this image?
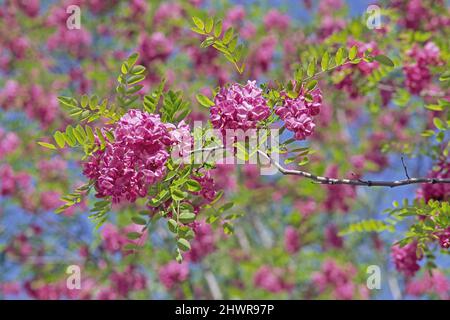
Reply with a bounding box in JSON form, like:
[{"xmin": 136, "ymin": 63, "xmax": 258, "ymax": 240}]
[{"xmin": 257, "ymin": 150, "xmax": 450, "ymax": 188}]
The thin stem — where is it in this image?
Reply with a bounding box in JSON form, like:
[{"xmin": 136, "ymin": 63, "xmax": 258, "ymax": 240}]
[{"xmin": 257, "ymin": 150, "xmax": 450, "ymax": 188}]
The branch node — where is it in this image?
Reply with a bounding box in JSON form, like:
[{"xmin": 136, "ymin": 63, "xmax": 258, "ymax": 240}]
[{"xmin": 401, "ymin": 156, "xmax": 411, "ymax": 179}]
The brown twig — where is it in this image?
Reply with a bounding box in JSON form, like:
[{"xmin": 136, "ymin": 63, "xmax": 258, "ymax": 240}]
[{"xmin": 257, "ymin": 150, "xmax": 450, "ymax": 188}]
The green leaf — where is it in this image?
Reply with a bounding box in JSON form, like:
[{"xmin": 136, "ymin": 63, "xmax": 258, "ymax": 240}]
[
  {"xmin": 186, "ymin": 179, "xmax": 202, "ymax": 192},
  {"xmin": 191, "ymin": 26, "xmax": 206, "ymax": 35},
  {"xmin": 179, "ymin": 212, "xmax": 196, "ymax": 224},
  {"xmin": 214, "ymin": 19, "xmax": 222, "ymax": 37},
  {"xmin": 131, "ymin": 65, "xmax": 146, "ymax": 75},
  {"xmin": 58, "ymin": 96, "xmax": 77, "ymax": 108},
  {"xmin": 37, "ymin": 142, "xmax": 57, "ymax": 150},
  {"xmin": 127, "ymin": 232, "xmax": 141, "ymax": 240},
  {"xmin": 131, "ymin": 216, "xmax": 147, "ymax": 225},
  {"xmin": 433, "ymin": 117, "xmax": 446, "ymax": 130},
  {"xmin": 425, "ymin": 104, "xmax": 443, "ymax": 111},
  {"xmin": 223, "ymin": 222, "xmax": 234, "ymax": 235},
  {"xmin": 127, "ymin": 53, "xmax": 139, "ymax": 68},
  {"xmin": 168, "ymin": 219, "xmax": 178, "ymax": 233},
  {"xmin": 205, "ymin": 17, "xmax": 214, "ymax": 33},
  {"xmin": 223, "ymin": 27, "xmax": 234, "ymax": 44},
  {"xmin": 306, "ymin": 80, "xmax": 318, "ymax": 91},
  {"xmin": 177, "ymin": 238, "xmax": 191, "ymax": 251},
  {"xmin": 81, "ymin": 94, "xmax": 89, "ymax": 108},
  {"xmin": 349, "ymin": 45, "xmax": 358, "ymax": 60},
  {"xmin": 85, "ymin": 125, "xmax": 95, "ymax": 143},
  {"xmin": 127, "ymin": 74, "xmax": 145, "ymax": 85},
  {"xmin": 373, "ymin": 54, "xmax": 394, "ymax": 67},
  {"xmin": 192, "ymin": 16, "xmax": 204, "ymax": 30},
  {"xmin": 121, "ymin": 62, "xmax": 128, "ymax": 74},
  {"xmin": 219, "ymin": 202, "xmax": 234, "ymax": 212},
  {"xmin": 307, "ymin": 59, "xmax": 315, "ymax": 77},
  {"xmin": 196, "ymin": 94, "xmax": 215, "ymax": 108},
  {"xmin": 335, "ymin": 47, "xmax": 345, "ymax": 65},
  {"xmin": 96, "ymin": 127, "xmax": 106, "ymax": 148},
  {"xmin": 439, "ymin": 70, "xmax": 450, "ymax": 81},
  {"xmin": 123, "ymin": 244, "xmax": 138, "ymax": 251},
  {"xmin": 321, "ymin": 52, "xmax": 329, "ymax": 71},
  {"xmin": 171, "ymin": 188, "xmax": 187, "ymax": 201},
  {"xmin": 54, "ymin": 131, "xmax": 65, "ymax": 148}
]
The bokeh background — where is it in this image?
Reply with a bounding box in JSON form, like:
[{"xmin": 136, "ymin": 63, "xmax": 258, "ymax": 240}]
[{"xmin": 0, "ymin": 0, "xmax": 449, "ymax": 299}]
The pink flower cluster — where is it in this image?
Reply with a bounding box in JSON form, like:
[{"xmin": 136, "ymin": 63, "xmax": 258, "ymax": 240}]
[
  {"xmin": 0, "ymin": 164, "xmax": 32, "ymax": 197},
  {"xmin": 404, "ymin": 42, "xmax": 442, "ymax": 94},
  {"xmin": 109, "ymin": 265, "xmax": 147, "ymax": 298},
  {"xmin": 248, "ymin": 36, "xmax": 277, "ymax": 78},
  {"xmin": 186, "ymin": 220, "xmax": 216, "ymax": 262},
  {"xmin": 210, "ymin": 81, "xmax": 270, "ymax": 133},
  {"xmin": 192, "ymin": 172, "xmax": 217, "ymax": 204},
  {"xmin": 284, "ymin": 226, "xmax": 301, "ymax": 254},
  {"xmin": 139, "ymin": 32, "xmax": 174, "ymax": 64},
  {"xmin": 0, "ymin": 128, "xmax": 20, "ymax": 158},
  {"xmin": 0, "ymin": 82, "xmax": 58, "ymax": 128},
  {"xmin": 391, "ymin": 241, "xmax": 422, "ymax": 277},
  {"xmin": 101, "ymin": 223, "xmax": 148, "ymax": 254},
  {"xmin": 83, "ymin": 109, "xmax": 176, "ymax": 203},
  {"xmin": 323, "ymin": 165, "xmax": 356, "ymax": 213},
  {"xmin": 275, "ymin": 85, "xmax": 322, "ymax": 140},
  {"xmin": 324, "ymin": 224, "xmax": 344, "ymax": 249},
  {"xmin": 417, "ymin": 160, "xmax": 449, "ymax": 202},
  {"xmin": 40, "ymin": 191, "xmax": 63, "ymax": 211},
  {"xmin": 263, "ymin": 9, "xmax": 291, "ymax": 32},
  {"xmin": 159, "ymin": 261, "xmax": 189, "ymax": 290},
  {"xmin": 313, "ymin": 259, "xmax": 368, "ymax": 299},
  {"xmin": 435, "ymin": 228, "xmax": 450, "ymax": 249},
  {"xmin": 406, "ymin": 270, "xmax": 449, "ymax": 299},
  {"xmin": 253, "ymin": 266, "xmax": 293, "ymax": 293}
]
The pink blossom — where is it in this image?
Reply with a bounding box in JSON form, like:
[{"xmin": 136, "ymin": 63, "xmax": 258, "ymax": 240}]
[
  {"xmin": 40, "ymin": 191, "xmax": 63, "ymax": 211},
  {"xmin": 312, "ymin": 259, "xmax": 360, "ymax": 299},
  {"xmin": 248, "ymin": 36, "xmax": 277, "ymax": 78},
  {"xmin": 391, "ymin": 241, "xmax": 422, "ymax": 277},
  {"xmin": 0, "ymin": 80, "xmax": 20, "ymax": 107},
  {"xmin": 284, "ymin": 226, "xmax": 301, "ymax": 254},
  {"xmin": 153, "ymin": 3, "xmax": 183, "ymax": 25},
  {"xmin": 404, "ymin": 42, "xmax": 442, "ymax": 94},
  {"xmin": 406, "ymin": 271, "xmax": 449, "ymax": 299},
  {"xmin": 318, "ymin": 16, "xmax": 346, "ymax": 39},
  {"xmin": 139, "ymin": 32, "xmax": 173, "ymax": 64},
  {"xmin": 100, "ymin": 223, "xmax": 127, "ymax": 253},
  {"xmin": 294, "ymin": 199, "xmax": 317, "ymax": 218},
  {"xmin": 324, "ymin": 224, "xmax": 344, "ymax": 249},
  {"xmin": 0, "ymin": 128, "xmax": 20, "ymax": 158},
  {"xmin": 1, "ymin": 282, "xmax": 21, "ymax": 296},
  {"xmin": 210, "ymin": 80, "xmax": 270, "ymax": 133},
  {"xmin": 318, "ymin": 0, "xmax": 344, "ymax": 15},
  {"xmin": 0, "ymin": 164, "xmax": 16, "ymax": 196},
  {"xmin": 323, "ymin": 165, "xmax": 356, "ymax": 213},
  {"xmin": 192, "ymin": 172, "xmax": 217, "ymax": 203},
  {"xmin": 167, "ymin": 121, "xmax": 192, "ymax": 159},
  {"xmin": 186, "ymin": 220, "xmax": 216, "ymax": 262},
  {"xmin": 253, "ymin": 266, "xmax": 293, "ymax": 293},
  {"xmin": 275, "ymin": 85, "xmax": 322, "ymax": 140},
  {"xmin": 37, "ymin": 157, "xmax": 68, "ymax": 179},
  {"xmin": 435, "ymin": 227, "xmax": 450, "ymax": 249},
  {"xmin": 159, "ymin": 261, "xmax": 189, "ymax": 290},
  {"xmin": 416, "ymin": 160, "xmax": 449, "ymax": 202},
  {"xmin": 14, "ymin": 0, "xmax": 40, "ymax": 17},
  {"xmin": 263, "ymin": 9, "xmax": 291, "ymax": 32},
  {"xmin": 224, "ymin": 5, "xmax": 246, "ymax": 30},
  {"xmin": 47, "ymin": 27, "xmax": 92, "ymax": 58},
  {"xmin": 83, "ymin": 110, "xmax": 173, "ymax": 203},
  {"xmin": 110, "ymin": 265, "xmax": 147, "ymax": 297}
]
